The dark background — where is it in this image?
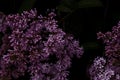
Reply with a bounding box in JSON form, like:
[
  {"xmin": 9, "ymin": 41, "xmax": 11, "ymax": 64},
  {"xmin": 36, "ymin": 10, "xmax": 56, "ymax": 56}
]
[{"xmin": 0, "ymin": 0, "xmax": 120, "ymax": 80}]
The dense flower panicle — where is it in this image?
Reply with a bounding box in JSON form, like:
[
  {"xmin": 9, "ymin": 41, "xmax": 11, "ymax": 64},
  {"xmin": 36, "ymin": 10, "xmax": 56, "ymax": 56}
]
[
  {"xmin": 97, "ymin": 22, "xmax": 120, "ymax": 59},
  {"xmin": 97, "ymin": 22, "xmax": 120, "ymax": 70},
  {"xmin": 89, "ymin": 22, "xmax": 120, "ymax": 80},
  {"xmin": 0, "ymin": 9, "xmax": 83, "ymax": 80},
  {"xmin": 89, "ymin": 57, "xmax": 120, "ymax": 80},
  {"xmin": 88, "ymin": 57, "xmax": 120, "ymax": 80},
  {"xmin": 89, "ymin": 57, "xmax": 106, "ymax": 78}
]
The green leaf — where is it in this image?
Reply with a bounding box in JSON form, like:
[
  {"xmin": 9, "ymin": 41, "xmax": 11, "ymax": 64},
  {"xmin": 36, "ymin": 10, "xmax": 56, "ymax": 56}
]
[
  {"xmin": 60, "ymin": 0, "xmax": 73, "ymax": 7},
  {"xmin": 78, "ymin": 0, "xmax": 103, "ymax": 8},
  {"xmin": 57, "ymin": 5, "xmax": 72, "ymax": 13},
  {"xmin": 82, "ymin": 42, "xmax": 99, "ymax": 50},
  {"xmin": 57, "ymin": 0, "xmax": 81, "ymax": 13},
  {"xmin": 18, "ymin": 0, "xmax": 36, "ymax": 13}
]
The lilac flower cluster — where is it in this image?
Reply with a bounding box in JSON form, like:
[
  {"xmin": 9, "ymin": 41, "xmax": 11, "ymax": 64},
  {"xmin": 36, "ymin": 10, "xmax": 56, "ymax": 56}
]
[
  {"xmin": 88, "ymin": 22, "xmax": 120, "ymax": 80},
  {"xmin": 97, "ymin": 22, "xmax": 120, "ymax": 75},
  {"xmin": 88, "ymin": 57, "xmax": 116, "ymax": 80},
  {"xmin": 89, "ymin": 57, "xmax": 120, "ymax": 80},
  {"xmin": 97, "ymin": 22, "xmax": 120, "ymax": 59},
  {"xmin": 0, "ymin": 9, "xmax": 83, "ymax": 80}
]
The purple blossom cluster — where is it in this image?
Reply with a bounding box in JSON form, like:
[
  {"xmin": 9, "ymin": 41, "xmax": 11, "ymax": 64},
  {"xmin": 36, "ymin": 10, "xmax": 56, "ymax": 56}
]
[
  {"xmin": 89, "ymin": 57, "xmax": 120, "ymax": 80},
  {"xmin": 0, "ymin": 9, "xmax": 83, "ymax": 80},
  {"xmin": 88, "ymin": 57, "xmax": 115, "ymax": 80},
  {"xmin": 97, "ymin": 22, "xmax": 120, "ymax": 75},
  {"xmin": 89, "ymin": 22, "xmax": 120, "ymax": 80},
  {"xmin": 97, "ymin": 22, "xmax": 120, "ymax": 59}
]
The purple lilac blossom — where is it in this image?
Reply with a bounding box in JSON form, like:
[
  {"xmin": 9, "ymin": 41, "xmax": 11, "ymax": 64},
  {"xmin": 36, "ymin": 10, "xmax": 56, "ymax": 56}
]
[
  {"xmin": 0, "ymin": 9, "xmax": 83, "ymax": 80},
  {"xmin": 97, "ymin": 22, "xmax": 120, "ymax": 77},
  {"xmin": 97, "ymin": 22, "xmax": 120, "ymax": 59},
  {"xmin": 88, "ymin": 57, "xmax": 115, "ymax": 80},
  {"xmin": 89, "ymin": 22, "xmax": 120, "ymax": 80}
]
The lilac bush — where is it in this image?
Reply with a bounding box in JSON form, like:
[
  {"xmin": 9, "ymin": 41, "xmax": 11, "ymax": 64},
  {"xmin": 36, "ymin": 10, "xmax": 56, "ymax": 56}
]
[
  {"xmin": 97, "ymin": 22, "xmax": 120, "ymax": 75},
  {"xmin": 0, "ymin": 9, "xmax": 83, "ymax": 80},
  {"xmin": 89, "ymin": 22, "xmax": 120, "ymax": 80}
]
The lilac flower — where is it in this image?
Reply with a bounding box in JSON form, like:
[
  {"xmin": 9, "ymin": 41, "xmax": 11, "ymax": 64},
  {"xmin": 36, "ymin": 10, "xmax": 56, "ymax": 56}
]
[
  {"xmin": 94, "ymin": 68, "xmax": 114, "ymax": 80},
  {"xmin": 97, "ymin": 22, "xmax": 120, "ymax": 74},
  {"xmin": 88, "ymin": 57, "xmax": 115, "ymax": 80},
  {"xmin": 97, "ymin": 22, "xmax": 120, "ymax": 59},
  {"xmin": 89, "ymin": 21, "xmax": 120, "ymax": 80},
  {"xmin": 0, "ymin": 9, "xmax": 83, "ymax": 80}
]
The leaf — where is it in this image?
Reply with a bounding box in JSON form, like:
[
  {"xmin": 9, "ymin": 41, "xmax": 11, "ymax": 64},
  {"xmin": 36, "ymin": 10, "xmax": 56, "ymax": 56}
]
[
  {"xmin": 18, "ymin": 0, "xmax": 36, "ymax": 13},
  {"xmin": 57, "ymin": 5, "xmax": 72, "ymax": 13},
  {"xmin": 60, "ymin": 0, "xmax": 73, "ymax": 7},
  {"xmin": 78, "ymin": 0, "xmax": 103, "ymax": 8},
  {"xmin": 82, "ymin": 42, "xmax": 99, "ymax": 50}
]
